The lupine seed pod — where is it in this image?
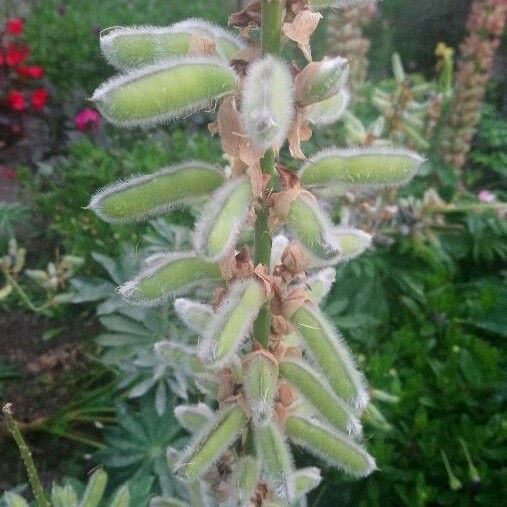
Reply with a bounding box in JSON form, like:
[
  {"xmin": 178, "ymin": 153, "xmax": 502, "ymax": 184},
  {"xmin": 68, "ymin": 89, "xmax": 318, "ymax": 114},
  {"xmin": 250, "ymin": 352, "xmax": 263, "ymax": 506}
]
[
  {"xmin": 199, "ymin": 279, "xmax": 266, "ymax": 366},
  {"xmin": 280, "ymin": 358, "xmax": 362, "ymax": 436},
  {"xmin": 89, "ymin": 162, "xmax": 224, "ymax": 223},
  {"xmin": 311, "ymin": 0, "xmax": 378, "ymax": 8},
  {"xmin": 174, "ymin": 298, "xmax": 214, "ymax": 334},
  {"xmin": 230, "ymin": 456, "xmax": 261, "ymax": 505},
  {"xmin": 241, "ymin": 56, "xmax": 294, "ymax": 150},
  {"xmin": 305, "ymin": 267, "xmax": 336, "ymax": 303},
  {"xmin": 175, "ymin": 405, "xmax": 247, "ymax": 481},
  {"xmin": 51, "ymin": 485, "xmax": 78, "ymax": 507},
  {"xmin": 150, "ymin": 497, "xmax": 189, "ymax": 507},
  {"xmin": 194, "ymin": 177, "xmax": 253, "ymax": 261},
  {"xmin": 91, "ymin": 57, "xmax": 237, "ymax": 127},
  {"xmin": 80, "ymin": 469, "xmax": 108, "ymax": 507},
  {"xmin": 306, "ymin": 89, "xmax": 350, "ymax": 126},
  {"xmin": 3, "ymin": 494, "xmax": 29, "ymax": 507},
  {"xmin": 109, "ymin": 484, "xmax": 130, "ymax": 507},
  {"xmin": 286, "ymin": 416, "xmax": 376, "ymax": 477},
  {"xmin": 119, "ymin": 252, "xmax": 222, "ymax": 306},
  {"xmin": 101, "ymin": 20, "xmax": 244, "ymax": 69},
  {"xmin": 294, "ymin": 467, "xmax": 323, "ymax": 500},
  {"xmin": 243, "ymin": 350, "xmax": 279, "ymax": 425},
  {"xmin": 287, "ymin": 193, "xmax": 340, "ymax": 263},
  {"xmin": 175, "ymin": 403, "xmax": 215, "ymax": 433},
  {"xmin": 329, "ymin": 227, "xmax": 372, "ymax": 264},
  {"xmin": 296, "ymin": 57, "xmax": 349, "ymax": 106},
  {"xmin": 255, "ymin": 422, "xmax": 295, "ymax": 503},
  {"xmin": 299, "ymin": 147, "xmax": 424, "ymax": 190},
  {"xmin": 291, "ymin": 303, "xmax": 368, "ymax": 410}
]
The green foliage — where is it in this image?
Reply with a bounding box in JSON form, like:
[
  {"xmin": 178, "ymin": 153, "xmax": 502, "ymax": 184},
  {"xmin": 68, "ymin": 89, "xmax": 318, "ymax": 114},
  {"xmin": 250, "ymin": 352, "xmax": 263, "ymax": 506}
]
[{"xmin": 24, "ymin": 0, "xmax": 235, "ymax": 93}]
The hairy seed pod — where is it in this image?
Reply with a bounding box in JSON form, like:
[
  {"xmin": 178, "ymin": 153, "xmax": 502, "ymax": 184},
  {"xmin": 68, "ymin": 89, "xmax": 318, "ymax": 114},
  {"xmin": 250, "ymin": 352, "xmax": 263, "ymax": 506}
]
[
  {"xmin": 231, "ymin": 456, "xmax": 261, "ymax": 505},
  {"xmin": 175, "ymin": 403, "xmax": 215, "ymax": 433},
  {"xmin": 80, "ymin": 469, "xmax": 108, "ymax": 507},
  {"xmin": 89, "ymin": 162, "xmax": 224, "ymax": 223},
  {"xmin": 3, "ymin": 494, "xmax": 29, "ymax": 507},
  {"xmin": 299, "ymin": 147, "xmax": 424, "ymax": 190},
  {"xmin": 255, "ymin": 422, "xmax": 295, "ymax": 503},
  {"xmin": 280, "ymin": 358, "xmax": 362, "ymax": 436},
  {"xmin": 100, "ymin": 19, "xmax": 244, "ymax": 69},
  {"xmin": 297, "ymin": 57, "xmax": 349, "ymax": 106},
  {"xmin": 291, "ymin": 303, "xmax": 368, "ymax": 410},
  {"xmin": 174, "ymin": 298, "xmax": 213, "ymax": 334},
  {"xmin": 294, "ymin": 467, "xmax": 323, "ymax": 499},
  {"xmin": 109, "ymin": 485, "xmax": 130, "ymax": 507},
  {"xmin": 241, "ymin": 56, "xmax": 294, "ymax": 150},
  {"xmin": 52, "ymin": 484, "xmax": 78, "ymax": 507},
  {"xmin": 175, "ymin": 405, "xmax": 247, "ymax": 481},
  {"xmin": 333, "ymin": 227, "xmax": 372, "ymax": 262},
  {"xmin": 307, "ymin": 89, "xmax": 350, "ymax": 126},
  {"xmin": 150, "ymin": 498, "xmax": 189, "ymax": 507},
  {"xmin": 287, "ymin": 193, "xmax": 340, "ymax": 263},
  {"xmin": 286, "ymin": 416, "xmax": 376, "ymax": 477},
  {"xmin": 305, "ymin": 268, "xmax": 336, "ymax": 303},
  {"xmin": 92, "ymin": 57, "xmax": 237, "ymax": 127},
  {"xmin": 243, "ymin": 350, "xmax": 279, "ymax": 425},
  {"xmin": 199, "ymin": 279, "xmax": 266, "ymax": 366},
  {"xmin": 194, "ymin": 177, "xmax": 253, "ymax": 261},
  {"xmin": 119, "ymin": 252, "xmax": 222, "ymax": 306}
]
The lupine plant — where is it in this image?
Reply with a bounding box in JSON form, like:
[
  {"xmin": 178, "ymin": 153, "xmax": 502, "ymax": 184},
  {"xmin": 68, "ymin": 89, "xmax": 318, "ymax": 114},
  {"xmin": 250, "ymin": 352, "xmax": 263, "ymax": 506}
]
[{"xmin": 87, "ymin": 1, "xmax": 424, "ymax": 505}]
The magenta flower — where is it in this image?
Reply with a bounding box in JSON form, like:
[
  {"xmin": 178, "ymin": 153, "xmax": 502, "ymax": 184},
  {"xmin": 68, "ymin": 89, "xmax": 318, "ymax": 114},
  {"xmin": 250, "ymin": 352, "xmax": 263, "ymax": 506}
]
[
  {"xmin": 74, "ymin": 108, "xmax": 100, "ymax": 131},
  {"xmin": 477, "ymin": 190, "xmax": 496, "ymax": 203}
]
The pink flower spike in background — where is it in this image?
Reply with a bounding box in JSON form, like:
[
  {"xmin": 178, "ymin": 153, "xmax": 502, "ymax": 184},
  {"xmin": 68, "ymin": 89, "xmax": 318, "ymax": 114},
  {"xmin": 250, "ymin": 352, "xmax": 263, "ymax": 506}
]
[
  {"xmin": 6, "ymin": 18, "xmax": 24, "ymax": 36},
  {"xmin": 74, "ymin": 107, "xmax": 101, "ymax": 131},
  {"xmin": 477, "ymin": 190, "xmax": 496, "ymax": 203}
]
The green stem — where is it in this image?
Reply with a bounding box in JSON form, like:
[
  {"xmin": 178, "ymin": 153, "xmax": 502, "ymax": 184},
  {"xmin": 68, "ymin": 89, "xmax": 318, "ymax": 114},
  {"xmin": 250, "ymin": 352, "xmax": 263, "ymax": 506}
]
[
  {"xmin": 2, "ymin": 404, "xmax": 51, "ymax": 507},
  {"xmin": 253, "ymin": 0, "xmax": 284, "ymax": 348},
  {"xmin": 4, "ymin": 271, "xmax": 50, "ymax": 314}
]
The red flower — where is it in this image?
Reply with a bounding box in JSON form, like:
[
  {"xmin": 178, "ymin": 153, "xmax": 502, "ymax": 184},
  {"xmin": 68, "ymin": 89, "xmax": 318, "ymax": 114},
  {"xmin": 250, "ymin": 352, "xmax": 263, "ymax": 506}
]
[
  {"xmin": 7, "ymin": 90, "xmax": 25, "ymax": 111},
  {"xmin": 6, "ymin": 18, "xmax": 24, "ymax": 36},
  {"xmin": 74, "ymin": 107, "xmax": 101, "ymax": 131},
  {"xmin": 0, "ymin": 166, "xmax": 17, "ymax": 181},
  {"xmin": 16, "ymin": 65, "xmax": 44, "ymax": 79},
  {"xmin": 31, "ymin": 88, "xmax": 49, "ymax": 110},
  {"xmin": 5, "ymin": 43, "xmax": 29, "ymax": 67}
]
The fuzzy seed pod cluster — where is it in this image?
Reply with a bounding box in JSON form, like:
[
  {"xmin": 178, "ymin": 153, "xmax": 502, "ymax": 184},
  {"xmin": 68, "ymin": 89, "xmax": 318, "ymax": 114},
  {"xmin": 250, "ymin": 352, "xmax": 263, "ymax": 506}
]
[
  {"xmin": 440, "ymin": 0, "xmax": 507, "ymax": 171},
  {"xmin": 89, "ymin": 2, "xmax": 423, "ymax": 505},
  {"xmin": 326, "ymin": 1, "xmax": 377, "ymax": 95}
]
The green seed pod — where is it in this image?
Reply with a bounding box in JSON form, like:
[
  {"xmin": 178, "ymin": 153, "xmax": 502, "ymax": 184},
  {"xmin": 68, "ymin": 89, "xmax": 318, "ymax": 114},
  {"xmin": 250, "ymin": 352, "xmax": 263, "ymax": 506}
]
[
  {"xmin": 305, "ymin": 268, "xmax": 336, "ymax": 303},
  {"xmin": 194, "ymin": 177, "xmax": 253, "ymax": 261},
  {"xmin": 174, "ymin": 298, "xmax": 213, "ymax": 334},
  {"xmin": 89, "ymin": 162, "xmax": 224, "ymax": 223},
  {"xmin": 92, "ymin": 57, "xmax": 238, "ymax": 127},
  {"xmin": 286, "ymin": 416, "xmax": 376, "ymax": 477},
  {"xmin": 199, "ymin": 279, "xmax": 265, "ymax": 367},
  {"xmin": 241, "ymin": 56, "xmax": 294, "ymax": 150},
  {"xmin": 150, "ymin": 498, "xmax": 189, "ymax": 507},
  {"xmin": 280, "ymin": 358, "xmax": 362, "ymax": 436},
  {"xmin": 299, "ymin": 147, "xmax": 424, "ymax": 191},
  {"xmin": 100, "ymin": 20, "xmax": 244, "ymax": 70},
  {"xmin": 392, "ymin": 52, "xmax": 406, "ymax": 84},
  {"xmin": 310, "ymin": 0, "xmax": 377, "ymax": 9},
  {"xmin": 119, "ymin": 252, "xmax": 222, "ymax": 306},
  {"xmin": 297, "ymin": 57, "xmax": 349, "ymax": 106},
  {"xmin": 80, "ymin": 469, "xmax": 108, "ymax": 507},
  {"xmin": 175, "ymin": 405, "xmax": 247, "ymax": 481},
  {"xmin": 294, "ymin": 467, "xmax": 322, "ymax": 500},
  {"xmin": 175, "ymin": 403, "xmax": 214, "ymax": 433},
  {"xmin": 231, "ymin": 456, "xmax": 261, "ymax": 505},
  {"xmin": 52, "ymin": 484, "xmax": 78, "ymax": 507},
  {"xmin": 3, "ymin": 493, "xmax": 29, "ymax": 507},
  {"xmin": 291, "ymin": 303, "xmax": 368, "ymax": 411},
  {"xmin": 307, "ymin": 89, "xmax": 350, "ymax": 126},
  {"xmin": 109, "ymin": 484, "xmax": 130, "ymax": 507},
  {"xmin": 287, "ymin": 193, "xmax": 340, "ymax": 263},
  {"xmin": 332, "ymin": 227, "xmax": 372, "ymax": 263},
  {"xmin": 255, "ymin": 422, "xmax": 295, "ymax": 503},
  {"xmin": 243, "ymin": 350, "xmax": 279, "ymax": 425}
]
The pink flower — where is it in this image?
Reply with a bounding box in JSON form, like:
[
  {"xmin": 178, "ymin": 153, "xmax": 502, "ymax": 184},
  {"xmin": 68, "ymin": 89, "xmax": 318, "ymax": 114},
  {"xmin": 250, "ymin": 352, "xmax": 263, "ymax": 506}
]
[
  {"xmin": 6, "ymin": 18, "xmax": 24, "ymax": 36},
  {"xmin": 0, "ymin": 166, "xmax": 17, "ymax": 180},
  {"xmin": 31, "ymin": 88, "xmax": 49, "ymax": 110},
  {"xmin": 74, "ymin": 108, "xmax": 100, "ymax": 131},
  {"xmin": 478, "ymin": 190, "xmax": 496, "ymax": 203}
]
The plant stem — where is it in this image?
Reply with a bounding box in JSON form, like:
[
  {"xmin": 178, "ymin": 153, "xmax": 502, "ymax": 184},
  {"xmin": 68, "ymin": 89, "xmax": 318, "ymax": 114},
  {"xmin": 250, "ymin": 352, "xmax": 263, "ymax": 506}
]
[
  {"xmin": 4, "ymin": 271, "xmax": 50, "ymax": 314},
  {"xmin": 253, "ymin": 0, "xmax": 284, "ymax": 348},
  {"xmin": 2, "ymin": 404, "xmax": 50, "ymax": 507}
]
